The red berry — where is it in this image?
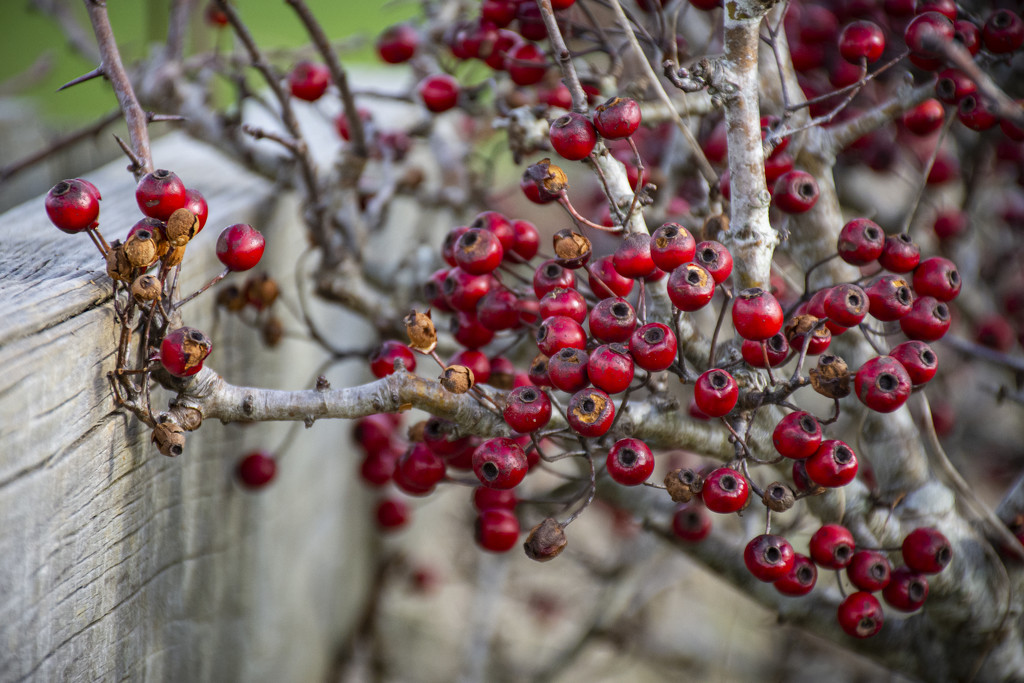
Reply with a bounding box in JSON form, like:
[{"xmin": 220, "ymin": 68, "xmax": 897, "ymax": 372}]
[
  {"xmin": 418, "ymin": 74, "xmax": 459, "ymax": 113},
  {"xmin": 536, "ymin": 315, "xmax": 587, "ymax": 357},
  {"xmin": 903, "ymin": 98, "xmax": 946, "ymax": 135},
  {"xmin": 878, "ymin": 233, "xmax": 921, "ymax": 273},
  {"xmin": 912, "ymin": 258, "xmax": 959, "ymax": 304},
  {"xmin": 533, "ymin": 260, "xmax": 576, "ymax": 298},
  {"xmin": 866, "ymin": 275, "xmax": 914, "ymax": 322},
  {"xmin": 506, "ymin": 42, "xmax": 548, "ymax": 85},
  {"xmin": 773, "ymin": 170, "xmax": 820, "ymax": 213},
  {"xmin": 847, "ymin": 550, "xmax": 892, "ymax": 592},
  {"xmin": 377, "ymin": 23, "xmax": 418, "ymax": 63},
  {"xmin": 824, "ymin": 283, "xmax": 869, "ymax": 327},
  {"xmin": 890, "ymin": 340, "xmax": 938, "ymax": 384},
  {"xmin": 473, "ymin": 437, "xmax": 528, "ymax": 489},
  {"xmin": 926, "ymin": 151, "xmax": 959, "ymax": 184},
  {"xmin": 474, "ymin": 486, "xmax": 518, "ymax": 512},
  {"xmin": 444, "ymin": 267, "xmax": 495, "ymax": 312},
  {"xmin": 503, "ymin": 386, "xmax": 552, "ymax": 433},
  {"xmin": 732, "ymin": 287, "xmax": 784, "ymax": 341},
  {"xmin": 593, "ymin": 97, "xmax": 642, "ymax": 139},
  {"xmin": 958, "ymin": 95, "xmax": 999, "ymax": 132},
  {"xmin": 236, "ymin": 451, "xmax": 276, "ymax": 489},
  {"xmin": 810, "ymin": 524, "xmax": 856, "ymax": 569},
  {"xmin": 539, "ymin": 287, "xmax": 587, "ymax": 324},
  {"xmin": 588, "ymin": 343, "xmax": 635, "ymax": 394},
  {"xmin": 701, "ymin": 467, "xmax": 749, "ymax": 513},
  {"xmin": 452, "ymin": 313, "xmax": 496, "ymax": 350},
  {"xmin": 932, "ymin": 210, "xmax": 969, "ymax": 241},
  {"xmin": 360, "ymin": 449, "xmax": 397, "ymax": 486},
  {"xmin": 216, "ymin": 223, "xmax": 265, "ymax": 271},
  {"xmin": 650, "ymin": 222, "xmax": 697, "ymax": 271},
  {"xmin": 694, "ymin": 241, "xmax": 733, "ymax": 284},
  {"xmin": 671, "ymin": 503, "xmax": 712, "ymax": 542},
  {"xmin": 566, "ymin": 387, "xmax": 615, "ymax": 438},
  {"xmin": 481, "ymin": 0, "xmax": 516, "ymax": 27},
  {"xmin": 475, "ymin": 508, "xmax": 520, "ymax": 552},
  {"xmin": 694, "ymin": 369, "xmax": 739, "ymax": 417},
  {"xmin": 883, "ymin": 567, "xmax": 930, "ymax": 611},
  {"xmin": 476, "ymin": 288, "xmax": 521, "ymax": 331},
  {"xmin": 606, "ymin": 437, "xmax": 655, "ymax": 486},
  {"xmin": 904, "ymin": 11, "xmax": 955, "ymax": 59},
  {"xmin": 394, "ymin": 443, "xmax": 446, "ymax": 495},
  {"xmin": 376, "ymin": 498, "xmax": 410, "ymax": 530},
  {"xmin": 454, "ymin": 228, "xmax": 504, "ymax": 274},
  {"xmin": 288, "ymin": 61, "xmax": 329, "ymax": 101},
  {"xmin": 183, "ymin": 188, "xmax": 208, "ymax": 233},
  {"xmin": 588, "ymin": 255, "xmax": 635, "ymax": 298},
  {"xmin": 667, "ymin": 263, "xmax": 716, "ymax": 311},
  {"xmin": 483, "ymin": 29, "xmax": 521, "ymax": 70},
  {"xmin": 837, "ymin": 592, "xmax": 884, "ymax": 638},
  {"xmin": 589, "ymin": 297, "xmax": 637, "ymax": 343},
  {"xmin": 936, "ymin": 68, "xmax": 976, "ymax": 104},
  {"xmin": 549, "ymin": 112, "xmax": 597, "ymax": 161},
  {"xmin": 983, "ymin": 9, "xmax": 1024, "ymax": 54},
  {"xmin": 773, "ymin": 411, "xmax": 822, "ymax": 459},
  {"xmin": 974, "ymin": 315, "xmax": 1016, "ymax": 351},
  {"xmin": 901, "ymin": 527, "xmax": 952, "ymax": 573},
  {"xmin": 629, "ymin": 322, "xmax": 678, "ymax": 372},
  {"xmin": 335, "ymin": 107, "xmax": 372, "ymax": 142},
  {"xmin": 45, "ymin": 179, "xmax": 100, "ymax": 233},
  {"xmin": 510, "ymin": 219, "xmax": 540, "ymax": 260},
  {"xmin": 744, "ymin": 534, "xmax": 796, "ymax": 582},
  {"xmin": 954, "ymin": 19, "xmax": 982, "ymax": 54},
  {"xmin": 786, "ymin": 317, "xmax": 832, "ymax": 356},
  {"xmin": 741, "ymin": 334, "xmax": 790, "ymax": 367},
  {"xmin": 136, "ymin": 169, "xmax": 187, "ymax": 220},
  {"xmin": 774, "ymin": 554, "xmax": 818, "ymax": 596},
  {"xmin": 900, "ymin": 296, "xmax": 952, "ymax": 341},
  {"xmin": 855, "ymin": 355, "xmax": 913, "ymax": 413},
  {"xmin": 806, "ymin": 439, "xmax": 858, "ymax": 487},
  {"xmin": 613, "ymin": 233, "xmax": 656, "ymax": 279},
  {"xmin": 160, "ymin": 326, "xmax": 213, "ymax": 377},
  {"xmin": 548, "ymin": 347, "xmax": 590, "ymax": 393},
  {"xmin": 838, "ymin": 20, "xmax": 886, "ymax": 63},
  {"xmin": 353, "ymin": 414, "xmax": 396, "ymax": 455},
  {"xmin": 423, "ymin": 416, "xmax": 474, "ymax": 462},
  {"xmin": 369, "ymin": 340, "xmax": 417, "ymax": 377},
  {"xmin": 838, "ymin": 218, "xmax": 885, "ymax": 266}
]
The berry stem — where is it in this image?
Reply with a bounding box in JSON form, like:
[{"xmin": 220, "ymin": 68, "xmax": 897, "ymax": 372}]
[
  {"xmin": 558, "ymin": 194, "xmax": 623, "ymax": 233},
  {"xmin": 175, "ymin": 267, "xmax": 230, "ymax": 311},
  {"xmin": 707, "ymin": 287, "xmax": 733, "ymax": 368}
]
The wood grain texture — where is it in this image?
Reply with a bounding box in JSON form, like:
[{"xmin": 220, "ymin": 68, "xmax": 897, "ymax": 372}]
[{"xmin": 0, "ymin": 132, "xmax": 374, "ymax": 682}]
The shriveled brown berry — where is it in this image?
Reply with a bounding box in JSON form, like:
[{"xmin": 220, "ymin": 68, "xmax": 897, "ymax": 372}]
[
  {"xmin": 163, "ymin": 244, "xmax": 187, "ymax": 268},
  {"xmin": 165, "ymin": 208, "xmax": 200, "ymax": 247},
  {"xmin": 152, "ymin": 419, "xmax": 185, "ymax": 457},
  {"xmin": 762, "ymin": 481, "xmax": 796, "ymax": 512},
  {"xmin": 217, "ymin": 284, "xmax": 247, "ymax": 312},
  {"xmin": 810, "ymin": 354, "xmax": 851, "ymax": 399},
  {"xmin": 405, "ymin": 309, "xmax": 438, "ymax": 353},
  {"xmin": 131, "ymin": 274, "xmax": 162, "ymax": 303},
  {"xmin": 244, "ymin": 274, "xmax": 280, "ymax": 310},
  {"xmin": 523, "ymin": 517, "xmax": 567, "ymax": 562},
  {"xmin": 522, "ymin": 157, "xmax": 569, "ymax": 202},
  {"xmin": 123, "ymin": 228, "xmax": 160, "ymax": 269},
  {"xmin": 261, "ymin": 316, "xmax": 284, "ymax": 347},
  {"xmin": 440, "ymin": 365, "xmax": 475, "ymax": 393},
  {"xmin": 105, "ymin": 241, "xmax": 134, "ymax": 282},
  {"xmin": 552, "ymin": 229, "xmax": 592, "ymax": 269},
  {"xmin": 664, "ymin": 468, "xmax": 704, "ymax": 503}
]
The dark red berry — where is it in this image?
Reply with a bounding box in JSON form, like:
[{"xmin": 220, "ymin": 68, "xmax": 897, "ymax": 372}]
[
  {"xmin": 901, "ymin": 527, "xmax": 952, "ymax": 573},
  {"xmin": 954, "ymin": 18, "xmax": 982, "ymax": 54},
  {"xmin": 806, "ymin": 439, "xmax": 858, "ymax": 487},
  {"xmin": 855, "ymin": 355, "xmax": 913, "ymax": 413},
  {"xmin": 504, "ymin": 386, "xmax": 552, "ymax": 433},
  {"xmin": 838, "ymin": 218, "xmax": 885, "ymax": 266},
  {"xmin": 741, "ymin": 334, "xmax": 790, "ymax": 367},
  {"xmin": 548, "ymin": 347, "xmax": 591, "ymax": 393},
  {"xmin": 476, "ymin": 288, "xmax": 521, "ymax": 331},
  {"xmin": 529, "ymin": 354, "xmax": 552, "ymax": 388},
  {"xmin": 667, "ymin": 263, "xmax": 716, "ymax": 312},
  {"xmin": 650, "ymin": 222, "xmax": 697, "ymax": 272},
  {"xmin": 183, "ymin": 188, "xmax": 208, "ymax": 232},
  {"xmin": 589, "ymin": 297, "xmax": 637, "ymax": 343},
  {"xmin": 903, "ymin": 98, "xmax": 946, "ymax": 135},
  {"xmin": 913, "ymin": 257, "xmax": 961, "ymax": 301},
  {"xmin": 444, "ymin": 267, "xmax": 496, "ymax": 312},
  {"xmin": 483, "ymin": 28, "xmax": 521, "ymax": 70},
  {"xmin": 376, "ymin": 498, "xmax": 410, "ymax": 530},
  {"xmin": 773, "ymin": 411, "xmax": 822, "ymax": 459},
  {"xmin": 883, "ymin": 567, "xmax": 929, "ymax": 611},
  {"xmin": 744, "ymin": 534, "xmax": 796, "ymax": 582},
  {"xmin": 473, "ymin": 437, "xmax": 528, "ymax": 489},
  {"xmin": 549, "ymin": 112, "xmax": 597, "ymax": 161},
  {"xmin": 774, "ymin": 554, "xmax": 818, "ymax": 596},
  {"xmin": 442, "ymin": 226, "xmax": 471, "ymax": 266},
  {"xmin": 449, "ymin": 348, "xmax": 491, "ymax": 384},
  {"xmin": 773, "ymin": 170, "xmax": 820, "ymax": 213},
  {"xmin": 45, "ymin": 179, "xmax": 100, "ymax": 233},
  {"xmin": 511, "ymin": 219, "xmax": 540, "ymax": 260},
  {"xmin": 418, "ymin": 74, "xmax": 459, "ymax": 113},
  {"xmin": 539, "ymin": 287, "xmax": 587, "ymax": 324},
  {"xmin": 847, "ymin": 550, "xmax": 892, "ymax": 592},
  {"xmin": 900, "ymin": 296, "xmax": 951, "ymax": 341},
  {"xmin": 671, "ymin": 503, "xmax": 712, "ymax": 542},
  {"xmin": 983, "ymin": 9, "xmax": 1024, "ymax": 54},
  {"xmin": 866, "ymin": 275, "xmax": 914, "ymax": 322},
  {"xmin": 838, "ymin": 20, "xmax": 886, "ymax": 63},
  {"xmin": 475, "ymin": 508, "xmax": 519, "ymax": 552},
  {"xmin": 452, "ymin": 313, "xmax": 496, "ymax": 350},
  {"xmin": 889, "ymin": 340, "xmax": 938, "ymax": 384},
  {"xmin": 593, "ymin": 97, "xmax": 642, "ymax": 139},
  {"xmin": 533, "ymin": 260, "xmax": 576, "ymax": 298},
  {"xmin": 613, "ymin": 233, "xmax": 656, "ymax": 279},
  {"xmin": 288, "ymin": 61, "xmax": 329, "ymax": 101},
  {"xmin": 236, "ymin": 451, "xmax": 276, "ymax": 489},
  {"xmin": 701, "ymin": 467, "xmax": 749, "ymax": 513},
  {"xmin": 606, "ymin": 437, "xmax": 655, "ymax": 486},
  {"xmin": 474, "ymin": 486, "xmax": 517, "ymax": 512},
  {"xmin": 353, "ymin": 414, "xmax": 396, "ymax": 455},
  {"xmin": 936, "ymin": 68, "xmax": 976, "ymax": 105},
  {"xmin": 394, "ymin": 443, "xmax": 446, "ymax": 496},
  {"xmin": 216, "ymin": 223, "xmax": 265, "ymax": 271},
  {"xmin": 694, "ymin": 369, "xmax": 738, "ymax": 417},
  {"xmin": 732, "ymin": 287, "xmax": 784, "ymax": 341},
  {"xmin": 824, "ymin": 283, "xmax": 869, "ymax": 328},
  {"xmin": 588, "ymin": 344, "xmax": 635, "ymax": 394},
  {"xmin": 566, "ymin": 387, "xmax": 615, "ymax": 438},
  {"xmin": 878, "ymin": 233, "xmax": 921, "ymax": 273},
  {"xmin": 838, "ymin": 592, "xmax": 884, "ymax": 638},
  {"xmin": 360, "ymin": 449, "xmax": 397, "ymax": 486},
  {"xmin": 506, "ymin": 42, "xmax": 547, "ymax": 86},
  {"xmin": 629, "ymin": 322, "xmax": 678, "ymax": 372},
  {"xmin": 904, "ymin": 11, "xmax": 955, "ymax": 59},
  {"xmin": 377, "ymin": 23, "xmax": 418, "ymax": 63},
  {"xmin": 136, "ymin": 169, "xmax": 187, "ymax": 221},
  {"xmin": 958, "ymin": 95, "xmax": 999, "ymax": 132},
  {"xmin": 160, "ymin": 326, "xmax": 213, "ymax": 377},
  {"xmin": 810, "ymin": 524, "xmax": 856, "ymax": 569},
  {"xmin": 455, "ymin": 228, "xmax": 504, "ymax": 274},
  {"xmin": 369, "ymin": 340, "xmax": 417, "ymax": 377},
  {"xmin": 423, "ymin": 417, "xmax": 474, "ymax": 461},
  {"xmin": 694, "ymin": 241, "xmax": 733, "ymax": 284},
  {"xmin": 536, "ymin": 315, "xmax": 587, "ymax": 357},
  {"xmin": 932, "ymin": 210, "xmax": 969, "ymax": 241},
  {"xmin": 588, "ymin": 255, "xmax": 635, "ymax": 298}
]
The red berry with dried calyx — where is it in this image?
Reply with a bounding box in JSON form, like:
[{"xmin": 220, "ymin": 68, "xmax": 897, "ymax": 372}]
[
  {"xmin": 45, "ymin": 179, "xmax": 101, "ymax": 233},
  {"xmin": 536, "ymin": 315, "xmax": 587, "ymax": 357},
  {"xmin": 694, "ymin": 368, "xmax": 738, "ymax": 417},
  {"xmin": 606, "ymin": 437, "xmax": 655, "ymax": 486},
  {"xmin": 236, "ymin": 451, "xmax": 277, "ymax": 489},
  {"xmin": 503, "ymin": 386, "xmax": 552, "ymax": 433},
  {"xmin": 394, "ymin": 443, "xmax": 446, "ymax": 495},
  {"xmin": 701, "ymin": 467, "xmax": 749, "ymax": 513},
  {"xmin": 866, "ymin": 275, "xmax": 914, "ymax": 322},
  {"xmin": 741, "ymin": 333, "xmax": 790, "ymax": 368},
  {"xmin": 454, "ymin": 227, "xmax": 504, "ymax": 274},
  {"xmin": 732, "ymin": 287, "xmax": 784, "ymax": 341},
  {"xmin": 773, "ymin": 170, "xmax": 819, "ymax": 213},
  {"xmin": 473, "ymin": 437, "xmax": 528, "ymax": 489},
  {"xmin": 806, "ymin": 439, "xmax": 858, "ymax": 487},
  {"xmin": 900, "ymin": 296, "xmax": 952, "ymax": 341},
  {"xmin": 847, "ymin": 550, "xmax": 892, "ymax": 592},
  {"xmin": 589, "ymin": 297, "xmax": 637, "ymax": 343},
  {"xmin": 983, "ymin": 9, "xmax": 1024, "ymax": 54},
  {"xmin": 838, "ymin": 591, "xmax": 884, "ymax": 638},
  {"xmin": 540, "ymin": 287, "xmax": 587, "ymax": 324},
  {"xmin": 588, "ymin": 343, "xmax": 635, "ymax": 394},
  {"xmin": 593, "ymin": 97, "xmax": 642, "ymax": 139},
  {"xmin": 744, "ymin": 534, "xmax": 796, "ymax": 582},
  {"xmin": 694, "ymin": 240, "xmax": 733, "ymax": 284},
  {"xmin": 667, "ymin": 263, "xmax": 716, "ymax": 312},
  {"xmin": 506, "ymin": 43, "xmax": 547, "ymax": 86},
  {"xmin": 547, "ymin": 347, "xmax": 591, "ymax": 393},
  {"xmin": 588, "ymin": 255, "xmax": 634, "ymax": 298},
  {"xmin": 160, "ymin": 326, "xmax": 213, "ymax": 377},
  {"xmin": 838, "ymin": 218, "xmax": 885, "ymax": 266},
  {"xmin": 136, "ymin": 169, "xmax": 187, "ymax": 221},
  {"xmin": 913, "ymin": 256, "xmax": 961, "ymax": 301},
  {"xmin": 879, "ymin": 233, "xmax": 921, "ymax": 273},
  {"xmin": 650, "ymin": 222, "xmax": 696, "ymax": 272},
  {"xmin": 773, "ymin": 411, "xmax": 822, "ymax": 459},
  {"xmin": 883, "ymin": 567, "xmax": 929, "ymax": 611},
  {"xmin": 629, "ymin": 322, "xmax": 678, "ymax": 372},
  {"xmin": 824, "ymin": 283, "xmax": 869, "ymax": 328},
  {"xmin": 566, "ymin": 387, "xmax": 615, "ymax": 438},
  {"xmin": 549, "ymin": 112, "xmax": 597, "ymax": 161},
  {"xmin": 774, "ymin": 554, "xmax": 818, "ymax": 596},
  {"xmin": 377, "ymin": 23, "xmax": 418, "ymax": 63},
  {"xmin": 855, "ymin": 355, "xmax": 913, "ymax": 413},
  {"xmin": 217, "ymin": 223, "xmax": 265, "ymax": 271},
  {"xmin": 809, "ymin": 524, "xmax": 856, "ymax": 569},
  {"xmin": 671, "ymin": 504, "xmax": 712, "ymax": 542},
  {"xmin": 902, "ymin": 527, "xmax": 952, "ymax": 574},
  {"xmin": 889, "ymin": 340, "xmax": 938, "ymax": 384},
  {"xmin": 904, "ymin": 12, "xmax": 955, "ymax": 59}
]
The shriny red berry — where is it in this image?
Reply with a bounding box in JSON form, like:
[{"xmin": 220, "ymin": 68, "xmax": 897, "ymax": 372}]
[
  {"xmin": 136, "ymin": 169, "xmax": 187, "ymax": 220},
  {"xmin": 216, "ymin": 223, "xmax": 265, "ymax": 271},
  {"xmin": 773, "ymin": 170, "xmax": 820, "ymax": 213},
  {"xmin": 511, "ymin": 219, "xmax": 540, "ymax": 260},
  {"xmin": 900, "ymin": 296, "xmax": 952, "ymax": 341},
  {"xmin": 45, "ymin": 179, "xmax": 100, "ymax": 233},
  {"xmin": 913, "ymin": 257, "xmax": 961, "ymax": 301},
  {"xmin": 236, "ymin": 451, "xmax": 277, "ymax": 489},
  {"xmin": 694, "ymin": 369, "xmax": 738, "ymax": 417},
  {"xmin": 475, "ymin": 508, "xmax": 520, "ymax": 552},
  {"xmin": 449, "ymin": 348, "xmax": 491, "ymax": 383},
  {"xmin": 668, "ymin": 263, "xmax": 716, "ymax": 312},
  {"xmin": 903, "ymin": 98, "xmax": 945, "ymax": 135},
  {"xmin": 866, "ymin": 275, "xmax": 914, "ymax": 322},
  {"xmin": 504, "ymin": 386, "xmax": 552, "ymax": 433},
  {"xmin": 442, "ymin": 226, "xmax": 470, "ymax": 267},
  {"xmin": 444, "ymin": 267, "xmax": 495, "ymax": 312},
  {"xmin": 160, "ymin": 326, "xmax": 213, "ymax": 377},
  {"xmin": 547, "ymin": 347, "xmax": 591, "ymax": 393},
  {"xmin": 889, "ymin": 340, "xmax": 938, "ymax": 384},
  {"xmin": 732, "ymin": 287, "xmax": 784, "ymax": 341},
  {"xmin": 589, "ymin": 297, "xmax": 637, "ymax": 343},
  {"xmin": 838, "ymin": 20, "xmax": 886, "ymax": 63},
  {"xmin": 741, "ymin": 334, "xmax": 790, "ymax": 367},
  {"xmin": 838, "ymin": 218, "xmax": 885, "ymax": 266},
  {"xmin": 904, "ymin": 11, "xmax": 955, "ymax": 59},
  {"xmin": 183, "ymin": 188, "xmax": 208, "ymax": 232},
  {"xmin": 701, "ymin": 467, "xmax": 749, "ymax": 513},
  {"xmin": 629, "ymin": 322, "xmax": 678, "ymax": 372},
  {"xmin": 983, "ymin": 9, "xmax": 1024, "ymax": 54},
  {"xmin": 824, "ymin": 283, "xmax": 869, "ymax": 328},
  {"xmin": 369, "ymin": 340, "xmax": 417, "ymax": 377},
  {"xmin": 774, "ymin": 554, "xmax": 818, "ymax": 596},
  {"xmin": 549, "ymin": 112, "xmax": 597, "ymax": 161},
  {"xmin": 451, "ymin": 313, "xmax": 495, "ymax": 350},
  {"xmin": 773, "ymin": 411, "xmax": 822, "ymax": 459},
  {"xmin": 694, "ymin": 240, "xmax": 733, "ymax": 284},
  {"xmin": 376, "ymin": 498, "xmax": 410, "ymax": 530},
  {"xmin": 901, "ymin": 527, "xmax": 952, "ymax": 573},
  {"xmin": 454, "ymin": 228, "xmax": 504, "ymax": 274},
  {"xmin": 744, "ymin": 534, "xmax": 796, "ymax": 582},
  {"xmin": 606, "ymin": 437, "xmax": 655, "ymax": 486},
  {"xmin": 593, "ymin": 97, "xmax": 642, "ymax": 139},
  {"xmin": 474, "ymin": 486, "xmax": 517, "ymax": 512},
  {"xmin": 650, "ymin": 222, "xmax": 696, "ymax": 271},
  {"xmin": 837, "ymin": 591, "xmax": 884, "ymax": 638},
  {"xmin": 536, "ymin": 315, "xmax": 587, "ymax": 357},
  {"xmin": 288, "ymin": 61, "xmax": 329, "ymax": 101},
  {"xmin": 418, "ymin": 74, "xmax": 460, "ymax": 113},
  {"xmin": 671, "ymin": 503, "xmax": 712, "ymax": 542},
  {"xmin": 566, "ymin": 387, "xmax": 615, "ymax": 438},
  {"xmin": 588, "ymin": 255, "xmax": 635, "ymax": 298},
  {"xmin": 473, "ymin": 437, "xmax": 528, "ymax": 489},
  {"xmin": 472, "ymin": 210, "xmax": 516, "ymax": 252},
  {"xmin": 540, "ymin": 287, "xmax": 587, "ymax": 324},
  {"xmin": 477, "ymin": 288, "xmax": 521, "ymax": 331},
  {"xmin": 855, "ymin": 355, "xmax": 913, "ymax": 413},
  {"xmin": 393, "ymin": 443, "xmax": 446, "ymax": 495},
  {"xmin": 483, "ymin": 28, "xmax": 521, "ymax": 71},
  {"xmin": 878, "ymin": 233, "xmax": 920, "ymax": 273},
  {"xmin": 533, "ymin": 260, "xmax": 576, "ymax": 298},
  {"xmin": 360, "ymin": 449, "xmax": 397, "ymax": 486},
  {"xmin": 377, "ymin": 23, "xmax": 418, "ymax": 63},
  {"xmin": 935, "ymin": 68, "xmax": 976, "ymax": 105},
  {"xmin": 958, "ymin": 95, "xmax": 999, "ymax": 132},
  {"xmin": 613, "ymin": 233, "xmax": 656, "ymax": 279},
  {"xmin": 806, "ymin": 439, "xmax": 858, "ymax": 487},
  {"xmin": 810, "ymin": 524, "xmax": 856, "ymax": 569},
  {"xmin": 588, "ymin": 344, "xmax": 635, "ymax": 394},
  {"xmin": 883, "ymin": 567, "xmax": 930, "ymax": 611},
  {"xmin": 847, "ymin": 550, "xmax": 892, "ymax": 592},
  {"xmin": 506, "ymin": 42, "xmax": 547, "ymax": 85}
]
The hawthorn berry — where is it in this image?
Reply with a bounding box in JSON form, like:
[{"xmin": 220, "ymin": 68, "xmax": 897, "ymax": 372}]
[
  {"xmin": 369, "ymin": 340, "xmax": 417, "ymax": 377},
  {"xmin": 183, "ymin": 188, "xmax": 208, "ymax": 232},
  {"xmin": 954, "ymin": 18, "xmax": 982, "ymax": 54},
  {"xmin": 483, "ymin": 29, "xmax": 521, "ymax": 71},
  {"xmin": 589, "ymin": 297, "xmax": 637, "ymax": 343},
  {"xmin": 806, "ymin": 439, "xmax": 858, "ymax": 487},
  {"xmin": 890, "ymin": 340, "xmax": 938, "ymax": 384},
  {"xmin": 809, "ymin": 524, "xmax": 856, "ymax": 569},
  {"xmin": 732, "ymin": 287, "xmax": 784, "ymax": 341},
  {"xmin": 136, "ymin": 169, "xmax": 187, "ymax": 221},
  {"xmin": 773, "ymin": 411, "xmax": 822, "ymax": 459},
  {"xmin": 449, "ymin": 348, "xmax": 491, "ymax": 384},
  {"xmin": 935, "ymin": 68, "xmax": 976, "ymax": 105},
  {"xmin": 547, "ymin": 347, "xmax": 591, "ymax": 393},
  {"xmin": 475, "ymin": 508, "xmax": 520, "ymax": 552},
  {"xmin": 958, "ymin": 95, "xmax": 999, "ymax": 132},
  {"xmin": 824, "ymin": 283, "xmax": 869, "ymax": 328},
  {"xmin": 741, "ymin": 334, "xmax": 790, "ymax": 368},
  {"xmin": 471, "ymin": 210, "xmax": 516, "ymax": 251},
  {"xmin": 878, "ymin": 233, "xmax": 921, "ymax": 273},
  {"xmin": 837, "ymin": 592, "xmax": 884, "ymax": 638},
  {"xmin": 838, "ymin": 218, "xmax": 885, "ymax": 266},
  {"xmin": 354, "ymin": 414, "xmax": 395, "ymax": 455},
  {"xmin": 773, "ymin": 170, "xmax": 820, "ymax": 213},
  {"xmin": 45, "ymin": 179, "xmax": 100, "ymax": 233},
  {"xmin": 566, "ymin": 388, "xmax": 615, "ymax": 438},
  {"xmin": 744, "ymin": 534, "xmax": 796, "ymax": 582},
  {"xmin": 613, "ymin": 233, "xmax": 656, "ymax": 279},
  {"xmin": 452, "ymin": 313, "xmax": 495, "ymax": 350},
  {"xmin": 629, "ymin": 323, "xmax": 678, "ymax": 372},
  {"xmin": 394, "ymin": 443, "xmax": 446, "ymax": 495},
  {"xmin": 671, "ymin": 504, "xmax": 712, "ymax": 542},
  {"xmin": 606, "ymin": 438, "xmax": 655, "ymax": 486},
  {"xmin": 472, "ymin": 438, "xmax": 528, "ymax": 489},
  {"xmin": 473, "ymin": 486, "xmax": 517, "ymax": 512},
  {"xmin": 454, "ymin": 228, "xmax": 504, "ymax": 274},
  {"xmin": 510, "ymin": 218, "xmax": 540, "ymax": 260},
  {"xmin": 650, "ymin": 222, "xmax": 696, "ymax": 271},
  {"xmin": 701, "ymin": 467, "xmax": 749, "ymax": 513},
  {"xmin": 838, "ymin": 20, "xmax": 886, "ymax": 63},
  {"xmin": 160, "ymin": 326, "xmax": 213, "ymax": 377},
  {"xmin": 588, "ymin": 344, "xmax": 635, "ymax": 394},
  {"xmin": 444, "ymin": 267, "xmax": 495, "ymax": 312},
  {"xmin": 377, "ymin": 23, "xmax": 418, "ymax": 63},
  {"xmin": 900, "ymin": 296, "xmax": 952, "ymax": 341},
  {"xmin": 536, "ymin": 315, "xmax": 587, "ymax": 357},
  {"xmin": 506, "ymin": 42, "xmax": 547, "ymax": 85},
  {"xmin": 376, "ymin": 498, "xmax": 410, "ymax": 530},
  {"xmin": 423, "ymin": 416, "xmax": 473, "ymax": 460},
  {"xmin": 288, "ymin": 61, "xmax": 329, "ymax": 101},
  {"xmin": 588, "ymin": 255, "xmax": 635, "ymax": 298},
  {"xmin": 847, "ymin": 550, "xmax": 892, "ymax": 592},
  {"xmin": 904, "ymin": 11, "xmax": 955, "ymax": 59},
  {"xmin": 694, "ymin": 369, "xmax": 739, "ymax": 417},
  {"xmin": 549, "ymin": 112, "xmax": 597, "ymax": 161},
  {"xmin": 902, "ymin": 98, "xmax": 946, "ymax": 135},
  {"xmin": 418, "ymin": 74, "xmax": 460, "ymax": 113},
  {"xmin": 883, "ymin": 567, "xmax": 930, "ymax": 611},
  {"xmin": 216, "ymin": 223, "xmax": 265, "ymax": 271},
  {"xmin": 983, "ymin": 9, "xmax": 1024, "ymax": 54},
  {"xmin": 913, "ymin": 257, "xmax": 961, "ymax": 301},
  {"xmin": 774, "ymin": 554, "xmax": 818, "ymax": 596},
  {"xmin": 694, "ymin": 241, "xmax": 733, "ymax": 284},
  {"xmin": 866, "ymin": 275, "xmax": 914, "ymax": 322},
  {"xmin": 667, "ymin": 263, "xmax": 716, "ymax": 312},
  {"xmin": 477, "ymin": 288, "xmax": 521, "ymax": 331},
  {"xmin": 855, "ymin": 355, "xmax": 913, "ymax": 413},
  {"xmin": 236, "ymin": 451, "xmax": 277, "ymax": 489},
  {"xmin": 360, "ymin": 449, "xmax": 397, "ymax": 487},
  {"xmin": 533, "ymin": 260, "xmax": 576, "ymax": 298},
  {"xmin": 539, "ymin": 287, "xmax": 587, "ymax": 324},
  {"xmin": 593, "ymin": 97, "xmax": 642, "ymax": 139},
  {"xmin": 902, "ymin": 527, "xmax": 953, "ymax": 573},
  {"xmin": 503, "ymin": 386, "xmax": 552, "ymax": 433}
]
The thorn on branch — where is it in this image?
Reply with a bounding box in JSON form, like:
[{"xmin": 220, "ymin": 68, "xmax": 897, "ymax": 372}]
[{"xmin": 56, "ymin": 67, "xmax": 104, "ymax": 92}]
